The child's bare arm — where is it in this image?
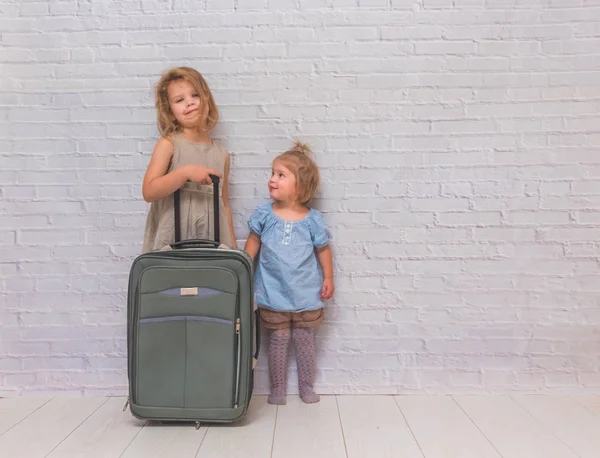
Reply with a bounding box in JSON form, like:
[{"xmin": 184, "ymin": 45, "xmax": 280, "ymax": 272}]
[
  {"xmin": 142, "ymin": 137, "xmax": 221, "ymax": 203},
  {"xmin": 244, "ymin": 232, "xmax": 262, "ymax": 260},
  {"xmin": 317, "ymin": 245, "xmax": 333, "ymax": 279},
  {"xmin": 317, "ymin": 245, "xmax": 335, "ymax": 300}
]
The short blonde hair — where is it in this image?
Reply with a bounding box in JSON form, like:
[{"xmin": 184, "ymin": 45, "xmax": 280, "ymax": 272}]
[
  {"xmin": 154, "ymin": 67, "xmax": 219, "ymax": 137},
  {"xmin": 274, "ymin": 141, "xmax": 320, "ymax": 205}
]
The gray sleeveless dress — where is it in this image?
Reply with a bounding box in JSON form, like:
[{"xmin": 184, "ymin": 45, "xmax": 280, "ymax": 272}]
[{"xmin": 142, "ymin": 133, "xmax": 234, "ymax": 253}]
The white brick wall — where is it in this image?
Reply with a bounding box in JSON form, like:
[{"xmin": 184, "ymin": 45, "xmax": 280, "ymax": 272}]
[{"xmin": 2, "ymin": 0, "xmax": 600, "ymax": 395}]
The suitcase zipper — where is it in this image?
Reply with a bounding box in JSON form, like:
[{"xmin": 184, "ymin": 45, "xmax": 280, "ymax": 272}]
[{"xmin": 234, "ymin": 318, "xmax": 241, "ymax": 409}]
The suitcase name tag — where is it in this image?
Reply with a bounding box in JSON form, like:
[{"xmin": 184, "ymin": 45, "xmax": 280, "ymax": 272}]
[{"xmin": 180, "ymin": 287, "xmax": 199, "ymax": 296}]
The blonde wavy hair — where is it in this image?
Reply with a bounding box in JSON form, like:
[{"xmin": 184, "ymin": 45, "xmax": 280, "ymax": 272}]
[
  {"xmin": 274, "ymin": 141, "xmax": 320, "ymax": 205},
  {"xmin": 154, "ymin": 67, "xmax": 219, "ymax": 137}
]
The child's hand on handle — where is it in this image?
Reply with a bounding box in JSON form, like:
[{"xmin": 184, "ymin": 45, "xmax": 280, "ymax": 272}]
[
  {"xmin": 184, "ymin": 165, "xmax": 222, "ymax": 185},
  {"xmin": 321, "ymin": 277, "xmax": 335, "ymax": 300}
]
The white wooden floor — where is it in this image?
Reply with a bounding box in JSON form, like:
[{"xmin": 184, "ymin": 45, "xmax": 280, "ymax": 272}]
[{"xmin": 1, "ymin": 395, "xmax": 600, "ymax": 458}]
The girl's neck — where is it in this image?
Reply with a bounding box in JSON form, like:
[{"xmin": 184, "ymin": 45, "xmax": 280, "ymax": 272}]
[
  {"xmin": 272, "ymin": 200, "xmax": 309, "ymax": 218},
  {"xmin": 181, "ymin": 126, "xmax": 212, "ymax": 145}
]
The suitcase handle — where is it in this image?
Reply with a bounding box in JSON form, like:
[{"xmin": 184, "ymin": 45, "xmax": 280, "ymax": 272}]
[
  {"xmin": 254, "ymin": 309, "xmax": 260, "ymax": 363},
  {"xmin": 174, "ymin": 174, "xmax": 220, "ymax": 244},
  {"xmin": 170, "ymin": 239, "xmax": 220, "ymax": 250}
]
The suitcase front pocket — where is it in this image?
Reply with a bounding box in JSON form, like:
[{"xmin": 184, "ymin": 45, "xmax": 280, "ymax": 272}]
[
  {"xmin": 136, "ymin": 316, "xmax": 236, "ymax": 409},
  {"xmin": 185, "ymin": 317, "xmax": 236, "ymax": 409}
]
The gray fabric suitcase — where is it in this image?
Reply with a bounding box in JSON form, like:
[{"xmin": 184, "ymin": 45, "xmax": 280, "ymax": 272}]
[{"xmin": 125, "ymin": 176, "xmax": 259, "ymax": 425}]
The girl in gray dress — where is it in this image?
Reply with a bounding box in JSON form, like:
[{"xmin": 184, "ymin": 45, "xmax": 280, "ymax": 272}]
[{"xmin": 141, "ymin": 67, "xmax": 236, "ymax": 252}]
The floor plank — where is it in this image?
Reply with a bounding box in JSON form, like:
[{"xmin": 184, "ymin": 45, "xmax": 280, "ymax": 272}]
[
  {"xmin": 0, "ymin": 397, "xmax": 106, "ymax": 458},
  {"xmin": 0, "ymin": 397, "xmax": 52, "ymax": 411},
  {"xmin": 196, "ymin": 396, "xmax": 276, "ymax": 458},
  {"xmin": 571, "ymin": 395, "xmax": 600, "ymax": 407},
  {"xmin": 514, "ymin": 395, "xmax": 600, "ymax": 458},
  {"xmin": 0, "ymin": 398, "xmax": 51, "ymax": 436},
  {"xmin": 455, "ymin": 395, "xmax": 577, "ymax": 458},
  {"xmin": 337, "ymin": 396, "xmax": 422, "ymax": 458},
  {"xmin": 272, "ymin": 396, "xmax": 347, "ymax": 458},
  {"xmin": 397, "ymin": 395, "xmax": 500, "ymax": 458},
  {"xmin": 46, "ymin": 397, "xmax": 146, "ymax": 458},
  {"xmin": 119, "ymin": 421, "xmax": 207, "ymax": 458}
]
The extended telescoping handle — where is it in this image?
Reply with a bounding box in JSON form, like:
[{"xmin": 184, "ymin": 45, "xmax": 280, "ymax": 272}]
[{"xmin": 173, "ymin": 174, "xmax": 220, "ymax": 245}]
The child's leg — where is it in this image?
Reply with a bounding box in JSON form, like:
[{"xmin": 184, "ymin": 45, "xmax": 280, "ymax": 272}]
[
  {"xmin": 268, "ymin": 327, "xmax": 291, "ymax": 405},
  {"xmin": 292, "ymin": 327, "xmax": 320, "ymax": 403}
]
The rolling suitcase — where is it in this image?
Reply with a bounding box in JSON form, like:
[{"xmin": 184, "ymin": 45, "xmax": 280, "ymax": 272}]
[{"xmin": 125, "ymin": 175, "xmax": 259, "ymax": 426}]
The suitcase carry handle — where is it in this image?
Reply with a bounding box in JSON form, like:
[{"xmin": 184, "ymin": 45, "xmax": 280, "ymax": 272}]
[
  {"xmin": 170, "ymin": 239, "xmax": 220, "ymax": 250},
  {"xmin": 174, "ymin": 174, "xmax": 220, "ymax": 245},
  {"xmin": 254, "ymin": 309, "xmax": 260, "ymax": 364}
]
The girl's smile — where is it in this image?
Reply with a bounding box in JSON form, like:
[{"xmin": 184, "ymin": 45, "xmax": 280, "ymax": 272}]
[
  {"xmin": 168, "ymin": 80, "xmax": 205, "ymax": 128},
  {"xmin": 268, "ymin": 160, "xmax": 296, "ymax": 202}
]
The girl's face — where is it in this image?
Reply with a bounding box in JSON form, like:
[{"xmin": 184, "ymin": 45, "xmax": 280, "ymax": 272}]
[
  {"xmin": 269, "ymin": 160, "xmax": 297, "ymax": 203},
  {"xmin": 167, "ymin": 80, "xmax": 206, "ymax": 129}
]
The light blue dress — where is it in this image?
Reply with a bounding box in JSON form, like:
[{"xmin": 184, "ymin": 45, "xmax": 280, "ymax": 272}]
[{"xmin": 248, "ymin": 203, "xmax": 331, "ymax": 313}]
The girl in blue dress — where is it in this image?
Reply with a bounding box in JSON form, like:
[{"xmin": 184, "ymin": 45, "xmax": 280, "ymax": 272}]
[{"xmin": 244, "ymin": 141, "xmax": 334, "ymax": 405}]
